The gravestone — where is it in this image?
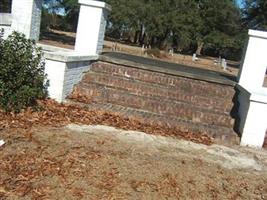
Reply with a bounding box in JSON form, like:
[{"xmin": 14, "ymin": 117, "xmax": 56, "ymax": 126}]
[
  {"xmin": 222, "ymin": 59, "xmax": 227, "ymax": 71},
  {"xmin": 192, "ymin": 53, "xmax": 197, "ymax": 61},
  {"xmin": 169, "ymin": 48, "xmax": 174, "ymax": 57}
]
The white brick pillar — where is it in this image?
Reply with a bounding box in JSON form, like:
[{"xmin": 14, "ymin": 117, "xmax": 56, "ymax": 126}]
[
  {"xmin": 11, "ymin": 0, "xmax": 43, "ymax": 40},
  {"xmin": 75, "ymin": 0, "xmax": 111, "ymax": 55},
  {"xmin": 238, "ymin": 30, "xmax": 267, "ymax": 90},
  {"xmin": 237, "ymin": 29, "xmax": 267, "ymax": 148}
]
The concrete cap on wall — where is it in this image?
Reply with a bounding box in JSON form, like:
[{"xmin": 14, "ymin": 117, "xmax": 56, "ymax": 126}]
[
  {"xmin": 249, "ymin": 29, "xmax": 267, "ymax": 39},
  {"xmin": 78, "ymin": 0, "xmax": 112, "ymax": 11},
  {"xmin": 43, "ymin": 51, "xmax": 99, "ymax": 62}
]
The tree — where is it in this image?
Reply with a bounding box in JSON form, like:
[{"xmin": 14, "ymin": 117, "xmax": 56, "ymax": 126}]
[
  {"xmin": 106, "ymin": 0, "xmax": 197, "ymax": 50},
  {"xmin": 42, "ymin": 0, "xmax": 79, "ymax": 31},
  {"xmin": 41, "ymin": 0, "xmax": 244, "ymax": 60},
  {"xmin": 106, "ymin": 0, "xmax": 146, "ymax": 42},
  {"xmin": 0, "ymin": 0, "xmax": 12, "ymax": 13},
  {"xmin": 58, "ymin": 0, "xmax": 80, "ymax": 31},
  {"xmin": 143, "ymin": 0, "xmax": 197, "ymax": 50},
  {"xmin": 193, "ymin": 0, "xmax": 242, "ymax": 56},
  {"xmin": 243, "ymin": 0, "xmax": 267, "ymax": 30}
]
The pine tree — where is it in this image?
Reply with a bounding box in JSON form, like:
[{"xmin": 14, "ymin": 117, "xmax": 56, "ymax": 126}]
[{"xmin": 243, "ymin": 0, "xmax": 267, "ymax": 30}]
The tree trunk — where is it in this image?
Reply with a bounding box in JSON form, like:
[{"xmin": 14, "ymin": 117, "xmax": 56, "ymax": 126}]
[
  {"xmin": 128, "ymin": 30, "xmax": 135, "ymax": 43},
  {"xmin": 134, "ymin": 30, "xmax": 139, "ymax": 44},
  {"xmin": 139, "ymin": 24, "xmax": 146, "ymax": 45},
  {"xmin": 196, "ymin": 41, "xmax": 204, "ymax": 55},
  {"xmin": 151, "ymin": 36, "xmax": 156, "ymax": 47}
]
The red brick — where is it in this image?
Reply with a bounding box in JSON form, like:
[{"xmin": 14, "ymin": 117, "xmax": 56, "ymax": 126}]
[{"xmin": 70, "ymin": 61, "xmax": 238, "ymax": 143}]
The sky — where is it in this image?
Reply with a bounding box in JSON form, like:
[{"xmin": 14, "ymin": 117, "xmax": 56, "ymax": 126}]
[{"xmin": 236, "ymin": 0, "xmax": 245, "ymax": 8}]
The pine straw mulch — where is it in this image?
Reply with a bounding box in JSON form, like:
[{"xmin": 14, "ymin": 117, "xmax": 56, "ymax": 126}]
[{"xmin": 0, "ymin": 99, "xmax": 213, "ymax": 145}]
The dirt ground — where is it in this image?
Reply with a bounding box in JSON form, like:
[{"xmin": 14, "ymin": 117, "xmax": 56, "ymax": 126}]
[{"xmin": 1, "ymin": 124, "xmax": 267, "ymax": 200}]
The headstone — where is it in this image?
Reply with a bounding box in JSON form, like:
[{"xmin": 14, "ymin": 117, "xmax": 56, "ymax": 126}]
[
  {"xmin": 169, "ymin": 48, "xmax": 174, "ymax": 57},
  {"xmin": 222, "ymin": 58, "xmax": 227, "ymax": 71},
  {"xmin": 0, "ymin": 140, "xmax": 5, "ymax": 147},
  {"xmin": 192, "ymin": 53, "xmax": 197, "ymax": 61}
]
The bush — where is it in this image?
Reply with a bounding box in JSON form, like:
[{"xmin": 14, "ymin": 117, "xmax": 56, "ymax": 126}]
[{"xmin": 0, "ymin": 31, "xmax": 48, "ymax": 112}]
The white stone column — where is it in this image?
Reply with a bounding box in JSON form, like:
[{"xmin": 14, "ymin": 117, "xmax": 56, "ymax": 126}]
[
  {"xmin": 237, "ymin": 29, "xmax": 267, "ymax": 148},
  {"xmin": 237, "ymin": 86, "xmax": 267, "ymax": 148},
  {"xmin": 11, "ymin": 0, "xmax": 43, "ymax": 40},
  {"xmin": 238, "ymin": 30, "xmax": 267, "ymax": 90},
  {"xmin": 75, "ymin": 0, "xmax": 111, "ymax": 55},
  {"xmin": 240, "ymin": 100, "xmax": 267, "ymax": 148}
]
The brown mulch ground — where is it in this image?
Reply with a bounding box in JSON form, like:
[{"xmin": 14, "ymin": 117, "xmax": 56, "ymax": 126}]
[
  {"xmin": 0, "ymin": 100, "xmax": 267, "ymax": 199},
  {"xmin": 0, "ymin": 100, "xmax": 213, "ymax": 146},
  {"xmin": 0, "ymin": 121, "xmax": 267, "ymax": 199}
]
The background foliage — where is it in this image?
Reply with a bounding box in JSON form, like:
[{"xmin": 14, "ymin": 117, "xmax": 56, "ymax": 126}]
[
  {"xmin": 39, "ymin": 0, "xmax": 267, "ymax": 60},
  {"xmin": 0, "ymin": 0, "xmax": 12, "ymax": 13}
]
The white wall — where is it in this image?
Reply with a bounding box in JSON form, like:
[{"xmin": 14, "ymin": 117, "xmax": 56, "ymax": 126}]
[
  {"xmin": 44, "ymin": 59, "xmax": 92, "ymax": 102},
  {"xmin": 44, "ymin": 60, "xmax": 66, "ymax": 102},
  {"xmin": 42, "ymin": 49, "xmax": 98, "ymax": 102}
]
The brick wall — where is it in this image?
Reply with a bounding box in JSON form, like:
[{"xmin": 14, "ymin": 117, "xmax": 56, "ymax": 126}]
[{"xmin": 71, "ymin": 61, "xmax": 239, "ymax": 143}]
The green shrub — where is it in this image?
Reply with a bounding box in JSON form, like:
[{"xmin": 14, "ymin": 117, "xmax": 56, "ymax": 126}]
[{"xmin": 0, "ymin": 31, "xmax": 48, "ymax": 112}]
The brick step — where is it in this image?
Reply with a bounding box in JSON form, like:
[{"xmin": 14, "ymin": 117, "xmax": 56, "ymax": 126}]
[
  {"xmin": 82, "ymin": 71, "xmax": 234, "ymax": 113},
  {"xmin": 66, "ymin": 100, "xmax": 239, "ymax": 145},
  {"xmin": 91, "ymin": 62, "xmax": 236, "ymax": 100},
  {"xmin": 72, "ymin": 82, "xmax": 235, "ymax": 128}
]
